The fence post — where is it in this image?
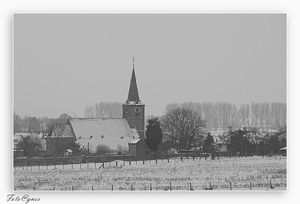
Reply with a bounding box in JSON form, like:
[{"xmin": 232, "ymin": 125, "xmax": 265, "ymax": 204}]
[
  {"xmin": 80, "ymin": 163, "xmax": 81, "ymax": 169},
  {"xmin": 143, "ymin": 160, "xmax": 144, "ymax": 165},
  {"xmin": 156, "ymin": 159, "xmax": 157, "ymax": 164},
  {"xmin": 230, "ymin": 181, "xmax": 232, "ymax": 190},
  {"xmin": 270, "ymin": 180, "xmax": 274, "ymax": 189},
  {"xmin": 250, "ymin": 181, "xmax": 252, "ymax": 190},
  {"xmin": 116, "ymin": 161, "xmax": 118, "ymax": 167},
  {"xmin": 131, "ymin": 184, "xmax": 133, "ymax": 191},
  {"xmin": 168, "ymin": 157, "xmax": 169, "ymax": 163},
  {"xmin": 92, "ymin": 185, "xmax": 94, "ymax": 191},
  {"xmin": 170, "ymin": 182, "xmax": 172, "ymax": 191},
  {"xmin": 150, "ymin": 183, "xmax": 152, "ymax": 191},
  {"xmin": 129, "ymin": 160, "xmax": 131, "ymax": 165},
  {"xmin": 33, "ymin": 186, "xmax": 35, "ymax": 191},
  {"xmin": 72, "ymin": 162, "xmax": 73, "ymax": 169},
  {"xmin": 95, "ymin": 162, "xmax": 96, "ymax": 169},
  {"xmin": 181, "ymin": 156, "xmax": 183, "ymax": 161},
  {"xmin": 63, "ymin": 163, "xmax": 64, "ymax": 169},
  {"xmin": 112, "ymin": 184, "xmax": 113, "ymax": 191}
]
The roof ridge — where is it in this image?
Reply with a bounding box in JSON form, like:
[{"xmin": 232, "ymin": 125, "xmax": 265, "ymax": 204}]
[{"xmin": 70, "ymin": 117, "xmax": 126, "ymax": 120}]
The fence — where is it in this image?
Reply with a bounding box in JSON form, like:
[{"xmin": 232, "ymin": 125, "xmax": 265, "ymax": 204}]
[
  {"xmin": 14, "ymin": 179, "xmax": 286, "ymax": 191},
  {"xmin": 13, "ymin": 153, "xmax": 218, "ymax": 170},
  {"xmin": 13, "ymin": 153, "xmax": 213, "ymax": 167}
]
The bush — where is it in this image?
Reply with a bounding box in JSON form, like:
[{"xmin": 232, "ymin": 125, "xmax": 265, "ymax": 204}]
[
  {"xmin": 117, "ymin": 145, "xmax": 128, "ymax": 154},
  {"xmin": 95, "ymin": 144, "xmax": 111, "ymax": 155}
]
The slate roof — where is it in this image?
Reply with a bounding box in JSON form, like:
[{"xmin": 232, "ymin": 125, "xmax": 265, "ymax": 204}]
[
  {"xmin": 127, "ymin": 68, "xmax": 140, "ymax": 102},
  {"xmin": 68, "ymin": 118, "xmax": 140, "ymax": 152}
]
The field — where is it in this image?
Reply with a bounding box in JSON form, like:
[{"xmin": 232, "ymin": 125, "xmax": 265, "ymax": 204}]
[{"xmin": 13, "ymin": 156, "xmax": 287, "ymax": 191}]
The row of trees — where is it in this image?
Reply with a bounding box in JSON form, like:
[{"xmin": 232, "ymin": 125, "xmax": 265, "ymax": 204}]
[
  {"xmin": 84, "ymin": 102, "xmax": 122, "ymax": 118},
  {"xmin": 145, "ymin": 107, "xmax": 286, "ymax": 156},
  {"xmin": 13, "ymin": 112, "xmax": 70, "ymax": 134},
  {"xmin": 165, "ymin": 102, "xmax": 286, "ymax": 131}
]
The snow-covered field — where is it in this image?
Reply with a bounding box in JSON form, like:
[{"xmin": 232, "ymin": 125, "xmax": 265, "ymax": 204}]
[{"xmin": 13, "ymin": 156, "xmax": 286, "ymax": 191}]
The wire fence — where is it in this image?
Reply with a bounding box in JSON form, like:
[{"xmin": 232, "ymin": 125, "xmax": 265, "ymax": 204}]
[
  {"xmin": 14, "ymin": 156, "xmax": 203, "ymax": 170},
  {"xmin": 14, "ymin": 179, "xmax": 286, "ymax": 191},
  {"xmin": 14, "ymin": 155, "xmax": 286, "ymax": 171}
]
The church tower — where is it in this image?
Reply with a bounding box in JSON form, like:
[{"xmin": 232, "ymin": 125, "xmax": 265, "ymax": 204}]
[{"xmin": 122, "ymin": 57, "xmax": 145, "ymax": 140}]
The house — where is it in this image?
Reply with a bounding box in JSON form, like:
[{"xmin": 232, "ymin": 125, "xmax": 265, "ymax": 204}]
[
  {"xmin": 64, "ymin": 149, "xmax": 73, "ymax": 157},
  {"xmin": 128, "ymin": 139, "xmax": 146, "ymax": 157},
  {"xmin": 210, "ymin": 131, "xmax": 229, "ymax": 154},
  {"xmin": 215, "ymin": 141, "xmax": 229, "ymax": 153},
  {"xmin": 280, "ymin": 147, "xmax": 287, "ymax": 156},
  {"xmin": 44, "ymin": 125, "xmax": 76, "ymax": 156}
]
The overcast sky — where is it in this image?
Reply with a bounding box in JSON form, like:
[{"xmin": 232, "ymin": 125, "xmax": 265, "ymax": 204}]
[{"xmin": 14, "ymin": 14, "xmax": 286, "ymax": 118}]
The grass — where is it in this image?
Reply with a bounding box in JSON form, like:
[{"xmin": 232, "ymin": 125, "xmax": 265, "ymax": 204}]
[{"xmin": 13, "ymin": 156, "xmax": 286, "ymax": 191}]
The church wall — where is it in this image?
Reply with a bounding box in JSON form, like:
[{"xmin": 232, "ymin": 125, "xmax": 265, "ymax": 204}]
[
  {"xmin": 45, "ymin": 137, "xmax": 75, "ymax": 156},
  {"xmin": 122, "ymin": 104, "xmax": 145, "ymax": 140}
]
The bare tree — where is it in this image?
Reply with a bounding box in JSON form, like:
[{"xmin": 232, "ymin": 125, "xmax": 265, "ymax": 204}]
[
  {"xmin": 251, "ymin": 103, "xmax": 260, "ymax": 128},
  {"xmin": 161, "ymin": 108, "xmax": 206, "ymax": 151},
  {"xmin": 14, "ymin": 111, "xmax": 22, "ymax": 133},
  {"xmin": 84, "ymin": 106, "xmax": 95, "ymax": 117},
  {"xmin": 270, "ymin": 102, "xmax": 286, "ymax": 129},
  {"xmin": 237, "ymin": 104, "xmax": 250, "ymax": 128},
  {"xmin": 84, "ymin": 102, "xmax": 122, "ymax": 118},
  {"xmin": 165, "ymin": 102, "xmax": 180, "ymax": 113},
  {"xmin": 164, "ymin": 102, "xmax": 286, "ymax": 131},
  {"xmin": 202, "ymin": 102, "xmax": 214, "ymax": 131}
]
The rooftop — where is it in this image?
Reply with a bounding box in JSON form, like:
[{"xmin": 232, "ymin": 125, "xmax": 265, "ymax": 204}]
[{"xmin": 68, "ymin": 118, "xmax": 140, "ymax": 152}]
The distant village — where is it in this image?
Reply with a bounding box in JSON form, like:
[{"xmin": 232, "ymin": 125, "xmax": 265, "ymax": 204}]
[{"xmin": 14, "ymin": 66, "xmax": 287, "ymax": 160}]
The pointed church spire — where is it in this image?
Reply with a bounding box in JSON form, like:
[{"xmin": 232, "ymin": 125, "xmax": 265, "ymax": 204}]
[{"xmin": 127, "ymin": 56, "xmax": 140, "ymax": 102}]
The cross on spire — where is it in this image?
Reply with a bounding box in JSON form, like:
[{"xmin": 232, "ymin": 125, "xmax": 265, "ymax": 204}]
[
  {"xmin": 127, "ymin": 56, "xmax": 140, "ymax": 102},
  {"xmin": 132, "ymin": 55, "xmax": 135, "ymax": 68}
]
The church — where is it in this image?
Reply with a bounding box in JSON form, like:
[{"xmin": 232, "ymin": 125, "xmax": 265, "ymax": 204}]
[{"xmin": 66, "ymin": 59, "xmax": 147, "ymax": 156}]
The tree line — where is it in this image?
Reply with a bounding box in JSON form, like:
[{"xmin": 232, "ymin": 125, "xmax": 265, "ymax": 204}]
[
  {"xmin": 165, "ymin": 102, "xmax": 286, "ymax": 131},
  {"xmin": 14, "ymin": 112, "xmax": 70, "ymax": 134},
  {"xmin": 145, "ymin": 107, "xmax": 286, "ymax": 157},
  {"xmin": 84, "ymin": 102, "xmax": 122, "ymax": 118}
]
